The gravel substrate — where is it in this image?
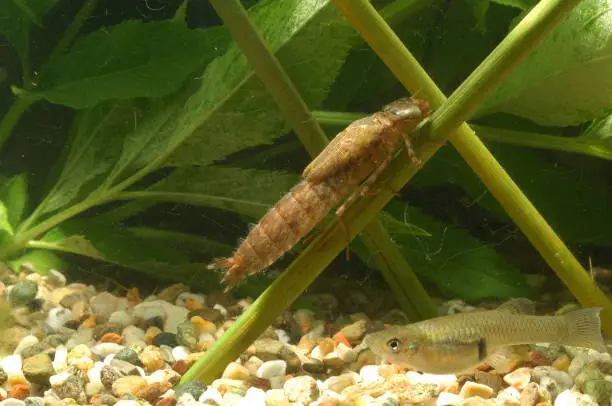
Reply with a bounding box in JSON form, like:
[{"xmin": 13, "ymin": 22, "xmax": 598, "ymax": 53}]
[{"xmin": 0, "ymin": 264, "xmax": 610, "ymax": 406}]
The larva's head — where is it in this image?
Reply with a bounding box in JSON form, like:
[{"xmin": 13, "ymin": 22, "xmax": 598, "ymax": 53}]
[{"xmin": 382, "ymin": 98, "xmax": 431, "ymax": 122}]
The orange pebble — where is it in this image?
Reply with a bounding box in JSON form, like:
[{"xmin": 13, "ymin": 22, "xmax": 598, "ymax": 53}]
[
  {"xmin": 185, "ymin": 298, "xmax": 204, "ymax": 311},
  {"xmin": 191, "ymin": 316, "xmax": 216, "ymax": 334},
  {"xmin": 145, "ymin": 326, "xmax": 162, "ymax": 345},
  {"xmin": 172, "ymin": 360, "xmax": 191, "ymax": 375},
  {"xmin": 100, "ymin": 333, "xmax": 122, "ymax": 344},
  {"xmin": 333, "ymin": 331, "xmax": 352, "ymax": 348},
  {"xmin": 8, "ymin": 384, "xmax": 29, "ymax": 400},
  {"xmin": 82, "ymin": 315, "xmax": 97, "ymax": 328}
]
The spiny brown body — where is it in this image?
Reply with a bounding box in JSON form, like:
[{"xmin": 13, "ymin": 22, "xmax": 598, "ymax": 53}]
[{"xmin": 209, "ymin": 98, "xmax": 431, "ymax": 289}]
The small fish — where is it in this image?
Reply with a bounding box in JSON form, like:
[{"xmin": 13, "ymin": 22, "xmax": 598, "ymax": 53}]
[{"xmin": 365, "ymin": 298, "xmax": 607, "ymax": 375}]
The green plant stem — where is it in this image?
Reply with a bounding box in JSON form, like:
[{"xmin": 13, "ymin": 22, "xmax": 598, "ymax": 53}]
[
  {"xmin": 0, "ymin": 97, "xmax": 34, "ymax": 152},
  {"xmin": 207, "ymin": 0, "xmax": 436, "ymax": 314},
  {"xmin": 45, "ymin": 0, "xmax": 99, "ymax": 64},
  {"xmin": 333, "ymin": 0, "xmax": 612, "ymax": 335},
  {"xmin": 0, "ymin": 0, "xmax": 99, "ymax": 155},
  {"xmin": 313, "ymin": 113, "xmax": 612, "ymax": 162}
]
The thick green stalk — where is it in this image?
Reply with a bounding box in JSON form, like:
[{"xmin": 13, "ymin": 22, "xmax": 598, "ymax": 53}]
[
  {"xmin": 180, "ymin": 0, "xmax": 437, "ymax": 385},
  {"xmin": 333, "ymin": 0, "xmax": 612, "ymax": 334},
  {"xmin": 206, "ymin": 0, "xmax": 436, "ymax": 313},
  {"xmin": 314, "ymin": 114, "xmax": 612, "ymax": 162}
]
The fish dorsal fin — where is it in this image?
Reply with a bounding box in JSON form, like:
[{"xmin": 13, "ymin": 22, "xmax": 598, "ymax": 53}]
[{"xmin": 495, "ymin": 298, "xmax": 536, "ymax": 315}]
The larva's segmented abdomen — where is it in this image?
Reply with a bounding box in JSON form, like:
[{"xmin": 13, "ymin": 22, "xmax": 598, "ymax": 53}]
[{"xmin": 209, "ymin": 177, "xmax": 353, "ymax": 289}]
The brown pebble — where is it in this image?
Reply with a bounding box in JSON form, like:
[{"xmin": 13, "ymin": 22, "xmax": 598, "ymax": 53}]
[
  {"xmin": 135, "ymin": 381, "xmax": 172, "ymax": 404},
  {"xmin": 8, "ymin": 384, "xmax": 29, "ymax": 400},
  {"xmin": 155, "ymin": 396, "xmax": 177, "ymax": 406},
  {"xmin": 529, "ymin": 350, "xmax": 549, "ymax": 367},
  {"xmin": 145, "ymin": 326, "xmax": 162, "ymax": 345},
  {"xmin": 100, "ymin": 333, "xmax": 122, "ymax": 344},
  {"xmin": 82, "ymin": 315, "xmax": 97, "ymax": 328},
  {"xmin": 126, "ymin": 287, "xmax": 141, "ymax": 307},
  {"xmin": 172, "ymin": 360, "xmax": 191, "ymax": 375},
  {"xmin": 318, "ymin": 338, "xmax": 335, "ymax": 357}
]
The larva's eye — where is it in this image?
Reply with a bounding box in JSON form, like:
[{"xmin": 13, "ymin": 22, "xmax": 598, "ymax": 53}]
[{"xmin": 386, "ymin": 338, "xmax": 401, "ymax": 353}]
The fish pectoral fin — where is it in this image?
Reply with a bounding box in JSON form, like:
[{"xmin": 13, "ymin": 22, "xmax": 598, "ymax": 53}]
[
  {"xmin": 482, "ymin": 345, "xmax": 529, "ymax": 373},
  {"xmin": 495, "ymin": 298, "xmax": 536, "ymax": 315}
]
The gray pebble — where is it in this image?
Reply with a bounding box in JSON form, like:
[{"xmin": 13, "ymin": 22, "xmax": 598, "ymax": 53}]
[
  {"xmin": 10, "ymin": 280, "xmax": 38, "ymax": 306},
  {"xmin": 100, "ymin": 365, "xmax": 122, "ymax": 389},
  {"xmin": 176, "ymin": 320, "xmax": 197, "ymax": 350},
  {"xmin": 176, "ymin": 380, "xmax": 207, "ymax": 400},
  {"xmin": 114, "ymin": 348, "xmax": 142, "ymax": 367}
]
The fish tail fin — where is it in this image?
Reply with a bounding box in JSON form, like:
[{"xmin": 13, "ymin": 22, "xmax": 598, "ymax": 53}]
[{"xmin": 562, "ymin": 307, "xmax": 607, "ymax": 352}]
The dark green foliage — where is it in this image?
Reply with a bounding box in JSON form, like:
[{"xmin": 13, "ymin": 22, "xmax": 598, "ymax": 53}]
[{"xmin": 0, "ymin": 0, "xmax": 611, "ymax": 301}]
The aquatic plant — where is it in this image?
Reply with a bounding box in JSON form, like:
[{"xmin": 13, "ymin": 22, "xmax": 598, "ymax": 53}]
[{"xmin": 0, "ymin": 0, "xmax": 611, "ymax": 383}]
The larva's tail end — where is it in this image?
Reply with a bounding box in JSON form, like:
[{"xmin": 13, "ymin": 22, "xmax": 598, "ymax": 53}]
[
  {"xmin": 207, "ymin": 258, "xmax": 232, "ymax": 270},
  {"xmin": 221, "ymin": 264, "xmax": 246, "ymax": 292}
]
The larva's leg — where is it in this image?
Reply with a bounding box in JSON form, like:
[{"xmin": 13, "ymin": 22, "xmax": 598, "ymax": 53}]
[
  {"xmin": 334, "ymin": 152, "xmax": 397, "ymax": 259},
  {"xmin": 401, "ymin": 132, "xmax": 422, "ymax": 168}
]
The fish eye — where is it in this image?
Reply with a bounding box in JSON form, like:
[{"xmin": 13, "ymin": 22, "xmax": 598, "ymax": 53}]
[{"xmin": 386, "ymin": 338, "xmax": 401, "ymax": 353}]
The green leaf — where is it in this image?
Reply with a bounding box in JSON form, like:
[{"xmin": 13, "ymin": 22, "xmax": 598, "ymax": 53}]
[
  {"xmin": 477, "ymin": 0, "xmax": 612, "ymax": 126},
  {"xmin": 33, "ymin": 21, "xmax": 229, "ymax": 109},
  {"xmin": 427, "ymin": 1, "xmax": 519, "ymax": 93},
  {"xmin": 379, "ymin": 201, "xmax": 533, "ymax": 300},
  {"xmin": 7, "ymin": 249, "xmax": 65, "ymax": 275},
  {"xmin": 0, "ymin": 202, "xmax": 14, "ymax": 249},
  {"xmin": 37, "ymin": 102, "xmax": 140, "ymax": 215},
  {"xmin": 161, "ymin": 0, "xmax": 357, "ymax": 168},
  {"xmin": 412, "ymin": 143, "xmax": 612, "ymax": 246},
  {"xmin": 464, "ymin": 0, "xmax": 489, "ymax": 32},
  {"xmin": 0, "ymin": 0, "xmax": 58, "ymax": 60},
  {"xmin": 40, "ymin": 220, "xmax": 222, "ymax": 287},
  {"xmin": 0, "ymin": 173, "xmax": 28, "ymax": 229},
  {"xmin": 148, "ymin": 166, "xmax": 301, "ymax": 218}
]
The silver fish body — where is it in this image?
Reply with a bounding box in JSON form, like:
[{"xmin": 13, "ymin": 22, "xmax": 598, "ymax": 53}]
[{"xmin": 365, "ymin": 303, "xmax": 606, "ymax": 375}]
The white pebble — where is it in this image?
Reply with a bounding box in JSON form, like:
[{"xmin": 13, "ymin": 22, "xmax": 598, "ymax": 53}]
[
  {"xmin": 336, "ymin": 342, "xmax": 356, "ymax": 363},
  {"xmin": 14, "ymin": 335, "xmax": 39, "ymax": 355},
  {"xmin": 275, "ymin": 329, "xmax": 291, "ymax": 344},
  {"xmin": 85, "ymin": 382, "xmax": 103, "ymax": 397},
  {"xmin": 269, "ymin": 376, "xmax": 285, "ymax": 390},
  {"xmin": 176, "ymin": 292, "xmax": 206, "ymax": 307},
  {"xmin": 53, "ymin": 346, "xmax": 68, "ymax": 371},
  {"xmin": 1, "ymin": 354, "xmax": 26, "ymax": 383},
  {"xmin": 237, "ymin": 387, "xmax": 266, "ymax": 406},
  {"xmin": 91, "ymin": 342, "xmax": 123, "ymax": 357},
  {"xmin": 437, "ymin": 392, "xmax": 461, "ymax": 406},
  {"xmin": 114, "ymin": 401, "xmax": 141, "ymax": 406},
  {"xmin": 172, "ymin": 346, "xmax": 190, "ymax": 361},
  {"xmin": 222, "ymin": 392, "xmax": 244, "ymax": 405},
  {"xmin": 0, "ymin": 399, "xmax": 25, "ymax": 406},
  {"xmin": 360, "ymin": 365, "xmax": 383, "ymax": 384},
  {"xmin": 199, "ymin": 387, "xmax": 223, "ymax": 405},
  {"xmin": 122, "ymin": 325, "xmax": 146, "ymax": 346},
  {"xmin": 256, "ymin": 360, "xmax": 287, "ymax": 379},
  {"xmin": 108, "ymin": 310, "xmax": 135, "ymax": 327},
  {"xmin": 199, "ymin": 333, "xmax": 215, "ymax": 343},
  {"xmin": 310, "ymin": 346, "xmax": 322, "ymax": 360},
  {"xmin": 213, "ymin": 304, "xmax": 228, "ymax": 317},
  {"xmin": 46, "ymin": 269, "xmax": 67, "ymax": 287},
  {"xmin": 46, "ymin": 307, "xmax": 73, "ymax": 330},
  {"xmin": 49, "ymin": 371, "xmax": 72, "ymax": 386}
]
